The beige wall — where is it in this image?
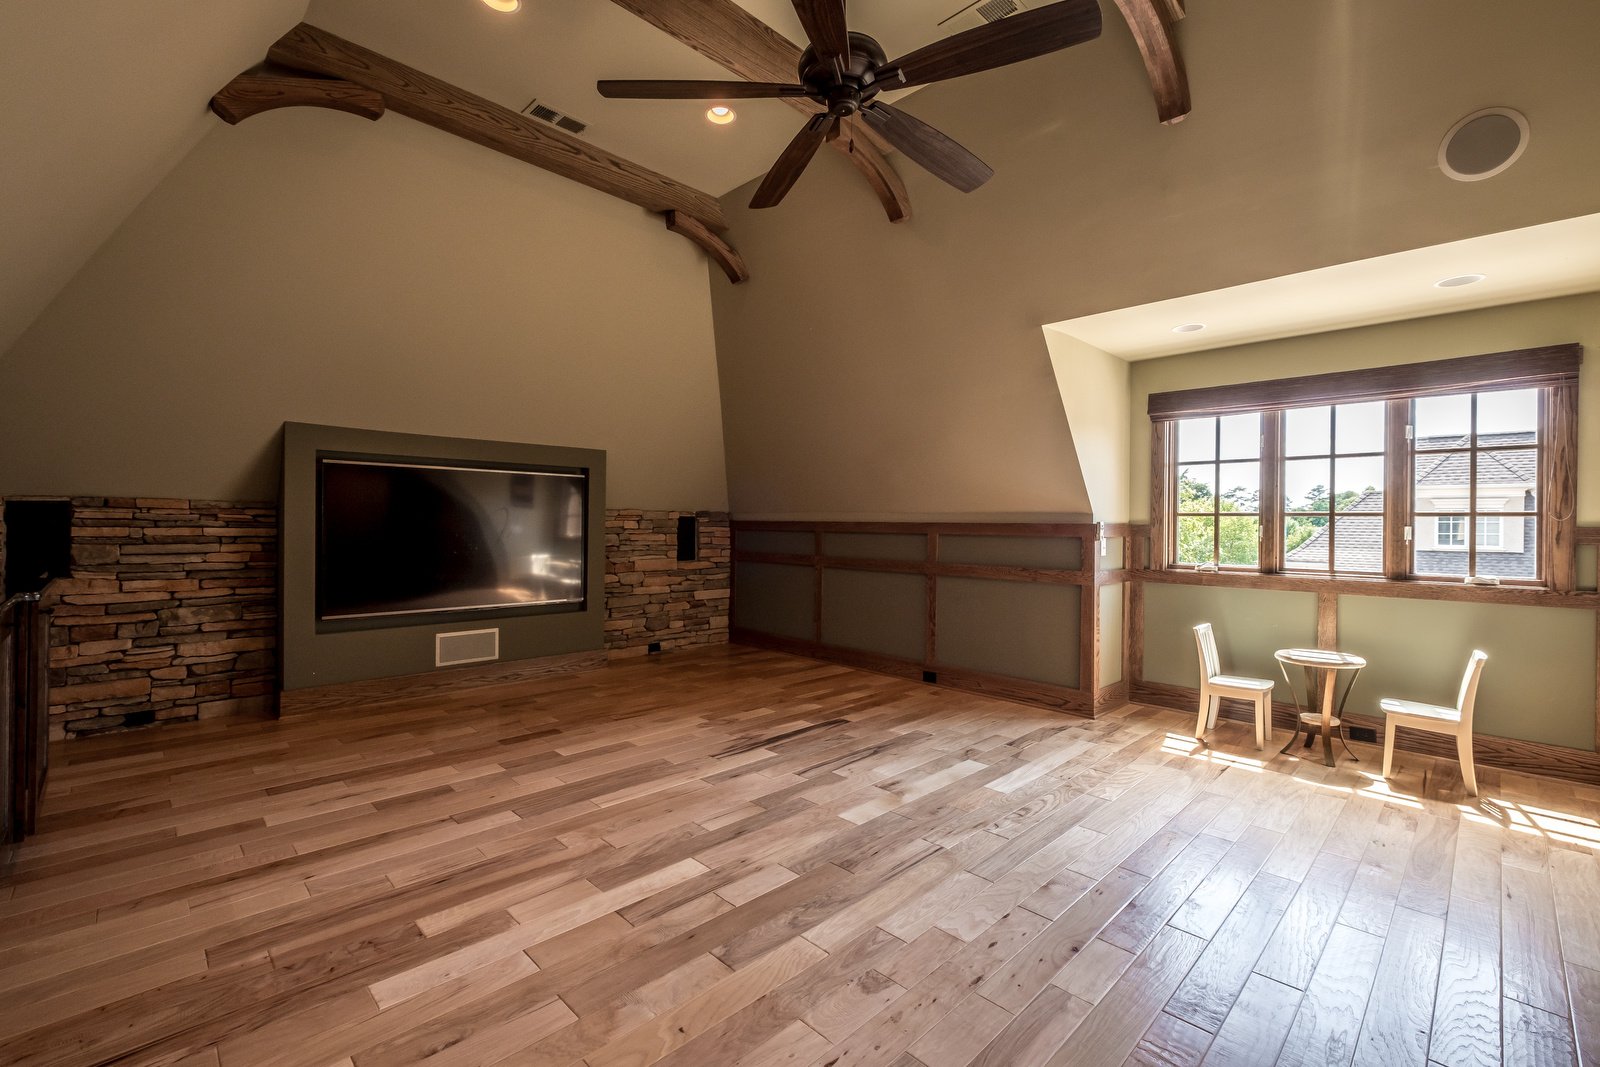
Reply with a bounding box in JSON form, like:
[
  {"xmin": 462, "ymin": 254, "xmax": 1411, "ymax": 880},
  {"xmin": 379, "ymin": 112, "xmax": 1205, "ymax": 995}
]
[
  {"xmin": 1046, "ymin": 329, "xmax": 1132, "ymax": 523},
  {"xmin": 0, "ymin": 109, "xmax": 728, "ymax": 510},
  {"xmin": 709, "ymin": 0, "xmax": 1600, "ymax": 521},
  {"xmin": 0, "ymin": 0, "xmax": 308, "ymax": 355},
  {"xmin": 1127, "ymin": 291, "xmax": 1600, "ymax": 523}
]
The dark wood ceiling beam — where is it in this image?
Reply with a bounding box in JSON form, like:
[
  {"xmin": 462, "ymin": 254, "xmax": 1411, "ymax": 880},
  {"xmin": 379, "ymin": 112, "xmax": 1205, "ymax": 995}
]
[
  {"xmin": 606, "ymin": 0, "xmax": 912, "ymax": 223},
  {"xmin": 1110, "ymin": 0, "xmax": 1191, "ymax": 124},
  {"xmin": 266, "ymin": 22, "xmax": 728, "ymax": 231},
  {"xmin": 665, "ymin": 211, "xmax": 748, "ymax": 284},
  {"xmin": 209, "ymin": 67, "xmax": 385, "ymax": 125}
]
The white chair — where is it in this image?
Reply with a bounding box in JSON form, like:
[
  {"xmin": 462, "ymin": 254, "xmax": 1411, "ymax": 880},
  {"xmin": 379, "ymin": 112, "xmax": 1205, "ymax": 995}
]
[
  {"xmin": 1380, "ymin": 650, "xmax": 1488, "ymax": 796},
  {"xmin": 1193, "ymin": 623, "xmax": 1275, "ymax": 749}
]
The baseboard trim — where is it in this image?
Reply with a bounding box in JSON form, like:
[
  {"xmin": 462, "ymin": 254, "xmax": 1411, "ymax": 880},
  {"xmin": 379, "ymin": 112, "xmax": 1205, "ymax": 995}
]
[
  {"xmin": 280, "ymin": 650, "xmax": 607, "ymax": 716},
  {"xmin": 1130, "ymin": 679, "xmax": 1600, "ymax": 787},
  {"xmin": 731, "ymin": 629, "xmax": 1091, "ymax": 716}
]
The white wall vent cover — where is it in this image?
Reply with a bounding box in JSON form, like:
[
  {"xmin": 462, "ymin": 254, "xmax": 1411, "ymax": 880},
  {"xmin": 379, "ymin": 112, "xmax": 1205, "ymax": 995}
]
[
  {"xmin": 436, "ymin": 628, "xmax": 499, "ymax": 668},
  {"xmin": 941, "ymin": 0, "xmax": 1029, "ymax": 32},
  {"xmin": 521, "ymin": 99, "xmax": 588, "ymax": 136}
]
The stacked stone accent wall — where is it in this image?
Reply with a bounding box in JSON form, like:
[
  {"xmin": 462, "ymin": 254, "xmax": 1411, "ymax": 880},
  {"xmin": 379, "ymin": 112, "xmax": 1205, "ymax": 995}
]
[
  {"xmin": 604, "ymin": 510, "xmax": 730, "ymax": 656},
  {"xmin": 45, "ymin": 499, "xmax": 276, "ymax": 738},
  {"xmin": 15, "ymin": 497, "xmax": 728, "ymax": 738}
]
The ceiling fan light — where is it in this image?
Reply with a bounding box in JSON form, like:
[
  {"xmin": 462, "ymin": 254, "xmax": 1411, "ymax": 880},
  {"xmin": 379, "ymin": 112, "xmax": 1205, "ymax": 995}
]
[
  {"xmin": 1172, "ymin": 322, "xmax": 1206, "ymax": 334},
  {"xmin": 706, "ymin": 106, "xmax": 736, "ymax": 125},
  {"xmin": 480, "ymin": 0, "xmax": 520, "ymax": 11},
  {"xmin": 1435, "ymin": 273, "xmax": 1486, "ymax": 288}
]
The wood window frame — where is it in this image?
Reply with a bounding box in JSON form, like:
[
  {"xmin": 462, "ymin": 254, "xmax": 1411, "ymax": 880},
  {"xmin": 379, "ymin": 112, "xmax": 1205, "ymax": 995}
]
[{"xmin": 1147, "ymin": 344, "xmax": 1582, "ymax": 592}]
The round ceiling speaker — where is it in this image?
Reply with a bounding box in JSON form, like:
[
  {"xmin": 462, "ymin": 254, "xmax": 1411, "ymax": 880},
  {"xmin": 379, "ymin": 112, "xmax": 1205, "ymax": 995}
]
[{"xmin": 1439, "ymin": 108, "xmax": 1529, "ymax": 182}]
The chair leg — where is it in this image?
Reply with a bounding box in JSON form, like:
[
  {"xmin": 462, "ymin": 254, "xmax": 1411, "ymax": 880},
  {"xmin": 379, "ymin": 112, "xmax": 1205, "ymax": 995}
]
[
  {"xmin": 1208, "ymin": 695, "xmax": 1222, "ymax": 730},
  {"xmin": 1253, "ymin": 695, "xmax": 1265, "ymax": 750},
  {"xmin": 1382, "ymin": 719, "xmax": 1397, "ymax": 780},
  {"xmin": 1195, "ymin": 689, "xmax": 1209, "ymax": 739},
  {"xmin": 1457, "ymin": 733, "xmax": 1478, "ymax": 797}
]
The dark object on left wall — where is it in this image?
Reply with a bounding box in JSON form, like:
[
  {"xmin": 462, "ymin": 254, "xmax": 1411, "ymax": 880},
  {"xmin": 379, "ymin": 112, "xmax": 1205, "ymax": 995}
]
[{"xmin": 4, "ymin": 499, "xmax": 72, "ymax": 598}]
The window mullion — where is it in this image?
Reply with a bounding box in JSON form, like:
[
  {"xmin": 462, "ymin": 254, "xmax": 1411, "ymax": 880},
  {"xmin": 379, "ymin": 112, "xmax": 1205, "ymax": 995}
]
[
  {"xmin": 1384, "ymin": 398, "xmax": 1410, "ymax": 579},
  {"xmin": 1261, "ymin": 410, "xmax": 1284, "ymax": 573}
]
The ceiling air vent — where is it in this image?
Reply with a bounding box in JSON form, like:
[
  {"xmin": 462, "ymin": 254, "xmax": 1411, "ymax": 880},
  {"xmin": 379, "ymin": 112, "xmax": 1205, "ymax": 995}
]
[
  {"xmin": 521, "ymin": 99, "xmax": 588, "ymax": 136},
  {"xmin": 939, "ymin": 0, "xmax": 1029, "ymax": 32}
]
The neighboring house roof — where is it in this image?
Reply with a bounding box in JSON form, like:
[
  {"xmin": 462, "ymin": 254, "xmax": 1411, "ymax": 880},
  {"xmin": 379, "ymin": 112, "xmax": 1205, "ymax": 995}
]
[{"xmin": 1284, "ymin": 431, "xmax": 1536, "ymax": 573}]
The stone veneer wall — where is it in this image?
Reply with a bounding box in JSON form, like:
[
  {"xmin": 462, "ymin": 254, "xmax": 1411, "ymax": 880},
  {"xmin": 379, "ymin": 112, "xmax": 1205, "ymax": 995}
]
[
  {"xmin": 26, "ymin": 500, "xmax": 727, "ymax": 737},
  {"xmin": 604, "ymin": 510, "xmax": 730, "ymax": 656},
  {"xmin": 45, "ymin": 499, "xmax": 277, "ymax": 738}
]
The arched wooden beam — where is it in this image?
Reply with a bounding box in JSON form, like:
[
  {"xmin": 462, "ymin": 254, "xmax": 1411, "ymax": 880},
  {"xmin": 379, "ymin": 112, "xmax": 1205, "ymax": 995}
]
[
  {"xmin": 607, "ymin": 0, "xmax": 912, "ymax": 223},
  {"xmin": 210, "ymin": 69, "xmax": 385, "ymax": 126},
  {"xmin": 836, "ymin": 119, "xmax": 911, "ymax": 224},
  {"xmin": 665, "ymin": 211, "xmax": 748, "ymax": 284},
  {"xmin": 1110, "ymin": 0, "xmax": 1191, "ymax": 125}
]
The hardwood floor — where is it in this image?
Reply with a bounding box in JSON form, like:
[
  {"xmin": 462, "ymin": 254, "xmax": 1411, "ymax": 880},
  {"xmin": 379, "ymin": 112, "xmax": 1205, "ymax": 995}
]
[{"xmin": 1, "ymin": 645, "xmax": 1597, "ymax": 1067}]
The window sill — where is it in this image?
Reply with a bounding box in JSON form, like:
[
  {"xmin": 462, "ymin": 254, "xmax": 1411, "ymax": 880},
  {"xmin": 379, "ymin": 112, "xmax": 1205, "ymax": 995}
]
[{"xmin": 1142, "ymin": 566, "xmax": 1596, "ymax": 608}]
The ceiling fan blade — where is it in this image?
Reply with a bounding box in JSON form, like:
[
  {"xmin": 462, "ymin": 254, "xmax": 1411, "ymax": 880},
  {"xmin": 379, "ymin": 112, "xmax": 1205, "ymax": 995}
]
[
  {"xmin": 597, "ymin": 79, "xmax": 812, "ymax": 99},
  {"xmin": 750, "ymin": 113, "xmax": 836, "ymax": 209},
  {"xmin": 885, "ymin": 0, "xmax": 1102, "ymax": 88},
  {"xmin": 791, "ymin": 0, "xmax": 851, "ymax": 65},
  {"xmin": 860, "ymin": 103, "xmax": 992, "ymax": 192}
]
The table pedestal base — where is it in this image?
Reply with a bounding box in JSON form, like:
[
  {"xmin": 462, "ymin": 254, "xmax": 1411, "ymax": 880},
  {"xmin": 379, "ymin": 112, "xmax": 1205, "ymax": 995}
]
[{"xmin": 1278, "ymin": 711, "xmax": 1359, "ymax": 767}]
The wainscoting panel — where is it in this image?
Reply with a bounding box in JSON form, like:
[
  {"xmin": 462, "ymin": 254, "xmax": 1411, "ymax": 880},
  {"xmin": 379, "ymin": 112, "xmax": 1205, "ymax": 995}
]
[
  {"xmin": 935, "ymin": 576, "xmax": 1078, "ymax": 687},
  {"xmin": 820, "ymin": 532, "xmax": 926, "ymax": 561},
  {"xmin": 732, "ymin": 561, "xmax": 815, "ymax": 642},
  {"xmin": 731, "ymin": 521, "xmax": 1105, "ymax": 714},
  {"xmin": 821, "ymin": 569, "xmax": 925, "ymax": 662}
]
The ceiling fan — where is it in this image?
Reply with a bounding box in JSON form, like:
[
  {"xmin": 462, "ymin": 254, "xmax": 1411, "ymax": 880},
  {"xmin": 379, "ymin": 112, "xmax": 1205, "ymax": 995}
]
[{"xmin": 598, "ymin": 0, "xmax": 1103, "ymax": 209}]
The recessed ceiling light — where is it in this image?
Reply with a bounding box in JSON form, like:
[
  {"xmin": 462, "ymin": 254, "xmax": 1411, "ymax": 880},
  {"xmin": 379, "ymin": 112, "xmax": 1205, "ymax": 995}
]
[
  {"xmin": 706, "ymin": 106, "xmax": 736, "ymax": 126},
  {"xmin": 1172, "ymin": 323, "xmax": 1206, "ymax": 334},
  {"xmin": 1435, "ymin": 274, "xmax": 1486, "ymax": 288},
  {"xmin": 481, "ymin": 0, "xmax": 519, "ymax": 11}
]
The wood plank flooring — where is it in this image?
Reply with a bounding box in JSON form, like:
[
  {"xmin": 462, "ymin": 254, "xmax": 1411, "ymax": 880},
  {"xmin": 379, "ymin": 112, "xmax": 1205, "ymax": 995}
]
[{"xmin": 2, "ymin": 645, "xmax": 1598, "ymax": 1066}]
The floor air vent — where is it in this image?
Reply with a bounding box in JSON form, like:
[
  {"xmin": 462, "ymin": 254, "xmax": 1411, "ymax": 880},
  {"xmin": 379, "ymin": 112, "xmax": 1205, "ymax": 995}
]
[
  {"xmin": 522, "ymin": 99, "xmax": 588, "ymax": 136},
  {"xmin": 436, "ymin": 628, "xmax": 499, "ymax": 668}
]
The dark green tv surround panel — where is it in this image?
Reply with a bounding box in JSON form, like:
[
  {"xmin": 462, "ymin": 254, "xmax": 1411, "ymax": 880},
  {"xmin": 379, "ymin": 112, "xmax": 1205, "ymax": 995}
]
[{"xmin": 280, "ymin": 422, "xmax": 606, "ymax": 691}]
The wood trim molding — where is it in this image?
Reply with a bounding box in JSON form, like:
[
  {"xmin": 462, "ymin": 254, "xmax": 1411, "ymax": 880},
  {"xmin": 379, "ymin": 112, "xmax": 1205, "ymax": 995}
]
[
  {"xmin": 734, "ymin": 550, "xmax": 1092, "ymax": 587},
  {"xmin": 664, "ymin": 211, "xmax": 748, "ymax": 284},
  {"xmin": 604, "ymin": 0, "xmax": 911, "ymax": 223},
  {"xmin": 732, "ymin": 519, "xmax": 1098, "ymax": 537},
  {"xmin": 1135, "ymin": 564, "xmax": 1600, "ymax": 610},
  {"xmin": 1546, "ymin": 382, "xmax": 1580, "ymax": 592},
  {"xmin": 1382, "ymin": 398, "xmax": 1411, "ymax": 580},
  {"xmin": 1131, "ymin": 678, "xmax": 1600, "ymax": 788},
  {"xmin": 1108, "ymin": 0, "xmax": 1191, "ymax": 124},
  {"xmin": 264, "ymin": 23, "xmax": 732, "ymax": 236},
  {"xmin": 209, "ymin": 67, "xmax": 384, "ymax": 125},
  {"xmin": 1577, "ymin": 527, "xmax": 1600, "ymax": 546},
  {"xmin": 1147, "ymin": 344, "xmax": 1583, "ymax": 421}
]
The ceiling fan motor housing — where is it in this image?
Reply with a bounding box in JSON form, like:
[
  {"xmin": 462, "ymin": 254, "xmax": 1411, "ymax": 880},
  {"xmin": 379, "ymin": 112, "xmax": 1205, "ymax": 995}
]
[{"xmin": 799, "ymin": 32, "xmax": 893, "ymax": 117}]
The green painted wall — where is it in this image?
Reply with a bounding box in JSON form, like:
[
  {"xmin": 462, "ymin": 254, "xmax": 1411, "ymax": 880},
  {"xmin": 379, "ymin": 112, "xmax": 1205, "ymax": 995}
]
[
  {"xmin": 1340, "ymin": 597, "xmax": 1595, "ymax": 751},
  {"xmin": 821, "ymin": 569, "xmax": 925, "ymax": 662},
  {"xmin": 733, "ymin": 562, "xmax": 814, "ymax": 641},
  {"xmin": 1143, "ymin": 583, "xmax": 1316, "ymax": 692},
  {"xmin": 937, "ymin": 578, "xmax": 1079, "ymax": 687}
]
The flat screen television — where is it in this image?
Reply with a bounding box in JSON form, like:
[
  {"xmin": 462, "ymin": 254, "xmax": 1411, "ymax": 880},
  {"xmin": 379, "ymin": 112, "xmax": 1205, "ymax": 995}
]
[{"xmin": 316, "ymin": 456, "xmax": 587, "ymax": 621}]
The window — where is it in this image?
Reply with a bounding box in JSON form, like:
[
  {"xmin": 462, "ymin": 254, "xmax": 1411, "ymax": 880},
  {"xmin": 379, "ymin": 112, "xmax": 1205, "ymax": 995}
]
[
  {"xmin": 1412, "ymin": 389, "xmax": 1539, "ymax": 578},
  {"xmin": 1173, "ymin": 414, "xmax": 1260, "ymax": 568},
  {"xmin": 1148, "ymin": 346, "xmax": 1579, "ymax": 589},
  {"xmin": 1281, "ymin": 402, "xmax": 1385, "ymax": 575}
]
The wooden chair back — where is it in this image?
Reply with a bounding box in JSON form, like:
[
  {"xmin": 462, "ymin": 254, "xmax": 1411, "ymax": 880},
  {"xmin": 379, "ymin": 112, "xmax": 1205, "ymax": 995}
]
[
  {"xmin": 1193, "ymin": 623, "xmax": 1220, "ymax": 683},
  {"xmin": 1455, "ymin": 649, "xmax": 1489, "ymax": 732}
]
